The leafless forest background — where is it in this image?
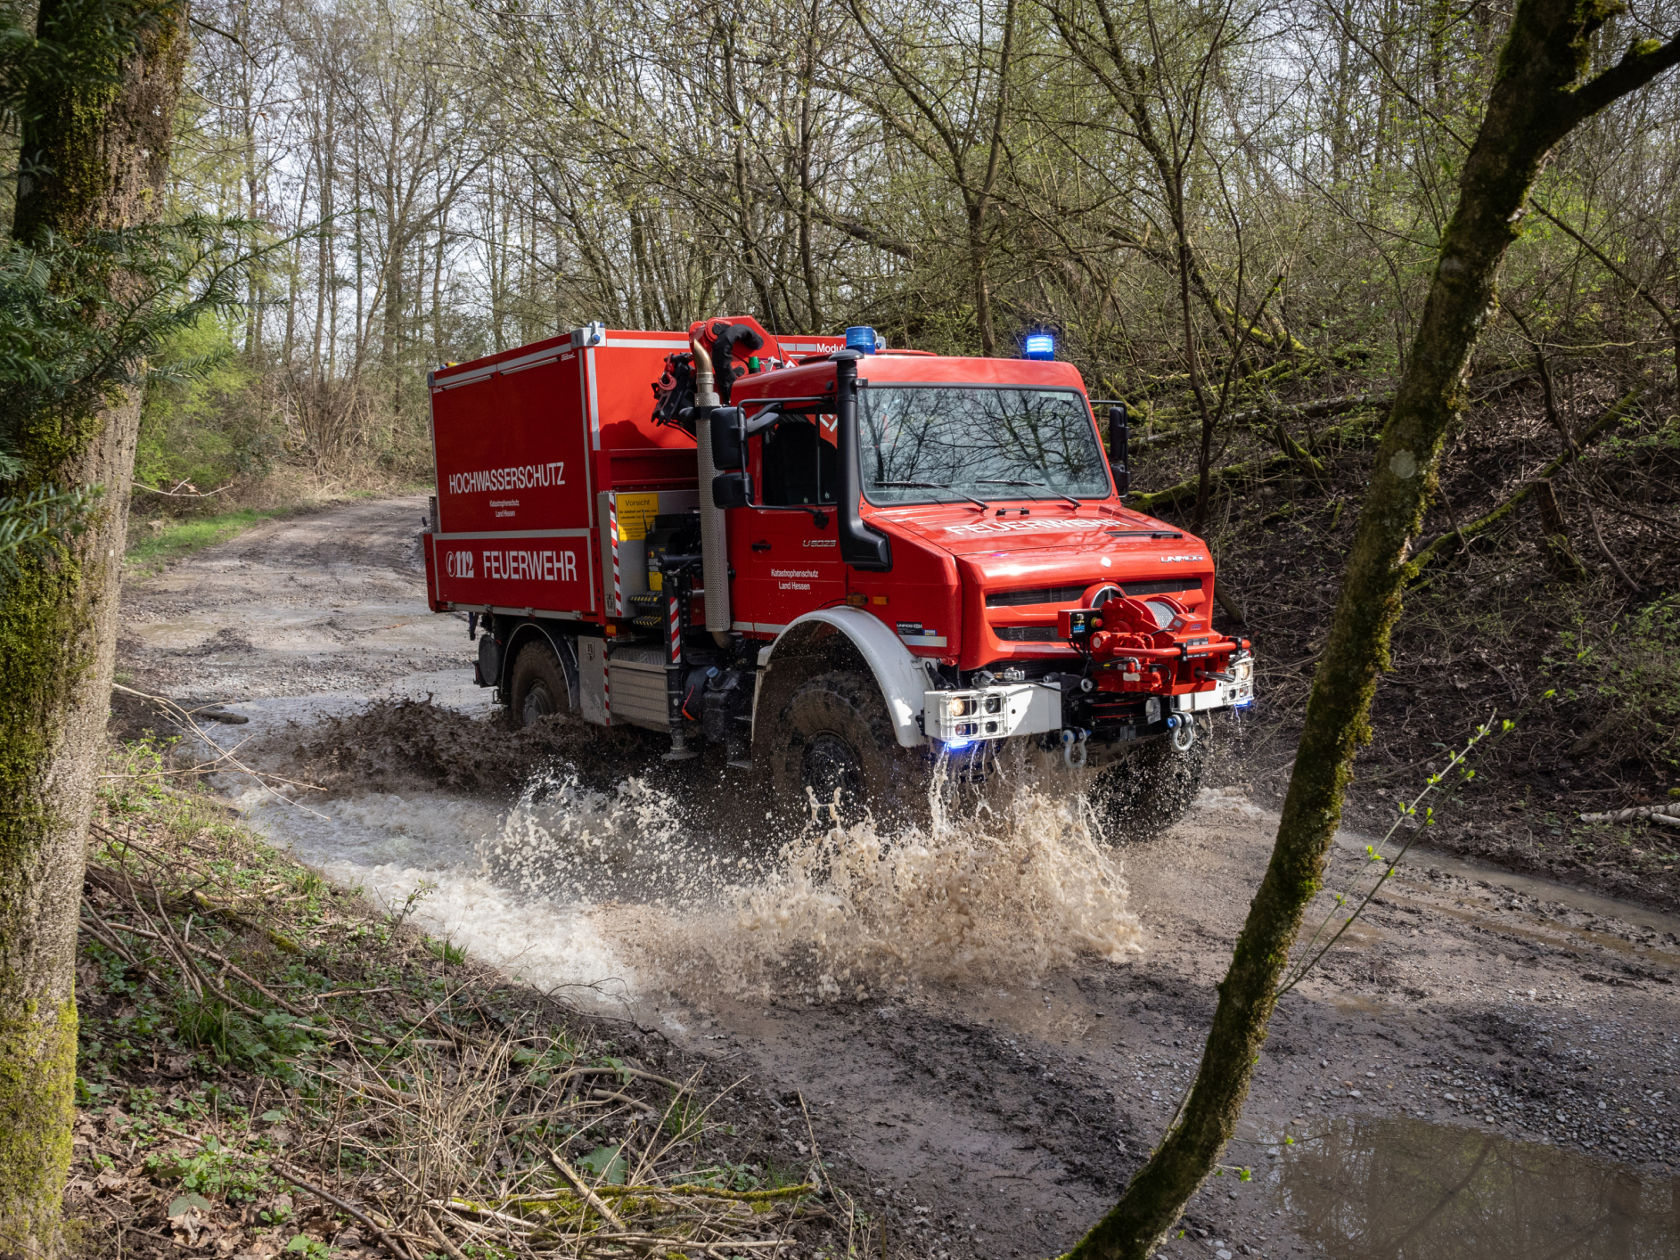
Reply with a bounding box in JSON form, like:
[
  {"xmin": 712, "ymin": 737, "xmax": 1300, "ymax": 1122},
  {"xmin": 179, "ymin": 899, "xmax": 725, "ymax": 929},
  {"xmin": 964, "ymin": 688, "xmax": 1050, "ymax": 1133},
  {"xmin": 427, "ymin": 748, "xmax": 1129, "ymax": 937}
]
[{"xmin": 140, "ymin": 0, "xmax": 1680, "ymax": 888}]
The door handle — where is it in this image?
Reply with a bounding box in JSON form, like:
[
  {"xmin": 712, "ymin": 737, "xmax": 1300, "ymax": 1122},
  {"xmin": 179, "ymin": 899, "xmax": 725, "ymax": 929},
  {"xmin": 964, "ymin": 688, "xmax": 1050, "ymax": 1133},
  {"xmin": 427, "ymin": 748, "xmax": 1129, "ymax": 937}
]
[{"xmin": 751, "ymin": 540, "xmax": 772, "ymax": 552}]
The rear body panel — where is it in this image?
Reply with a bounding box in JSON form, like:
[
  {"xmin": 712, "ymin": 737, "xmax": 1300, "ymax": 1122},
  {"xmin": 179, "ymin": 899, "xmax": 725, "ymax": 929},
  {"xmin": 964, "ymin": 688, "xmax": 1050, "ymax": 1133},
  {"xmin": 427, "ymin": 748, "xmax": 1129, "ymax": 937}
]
[{"xmin": 428, "ymin": 329, "xmax": 700, "ymax": 622}]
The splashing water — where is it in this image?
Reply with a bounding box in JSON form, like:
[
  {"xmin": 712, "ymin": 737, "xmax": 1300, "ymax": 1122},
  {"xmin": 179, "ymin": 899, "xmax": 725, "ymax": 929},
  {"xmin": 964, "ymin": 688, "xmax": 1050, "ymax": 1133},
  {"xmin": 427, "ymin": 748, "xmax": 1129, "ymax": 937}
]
[
  {"xmin": 480, "ymin": 747, "xmax": 1144, "ymax": 1002},
  {"xmin": 233, "ymin": 706, "xmax": 1145, "ymax": 1006},
  {"xmin": 229, "ymin": 784, "xmax": 644, "ymax": 1000}
]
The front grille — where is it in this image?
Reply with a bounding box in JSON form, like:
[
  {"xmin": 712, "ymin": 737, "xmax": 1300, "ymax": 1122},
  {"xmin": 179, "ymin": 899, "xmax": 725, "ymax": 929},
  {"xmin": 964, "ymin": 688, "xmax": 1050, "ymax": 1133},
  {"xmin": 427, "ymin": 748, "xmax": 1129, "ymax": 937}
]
[
  {"xmin": 987, "ymin": 584, "xmax": 1088, "ymax": 608},
  {"xmin": 1114, "ymin": 578, "xmax": 1199, "ymax": 596},
  {"xmin": 995, "ymin": 625, "xmax": 1061, "ymax": 642},
  {"xmin": 985, "ymin": 577, "xmax": 1196, "ymax": 608}
]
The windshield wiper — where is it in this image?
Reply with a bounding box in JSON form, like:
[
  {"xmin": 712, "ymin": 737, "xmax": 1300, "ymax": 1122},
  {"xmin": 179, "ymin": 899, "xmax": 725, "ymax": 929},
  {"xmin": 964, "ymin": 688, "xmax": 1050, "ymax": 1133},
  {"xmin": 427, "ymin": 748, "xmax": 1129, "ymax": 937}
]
[
  {"xmin": 873, "ymin": 480, "xmax": 988, "ymax": 510},
  {"xmin": 976, "ymin": 479, "xmax": 1081, "ymax": 509}
]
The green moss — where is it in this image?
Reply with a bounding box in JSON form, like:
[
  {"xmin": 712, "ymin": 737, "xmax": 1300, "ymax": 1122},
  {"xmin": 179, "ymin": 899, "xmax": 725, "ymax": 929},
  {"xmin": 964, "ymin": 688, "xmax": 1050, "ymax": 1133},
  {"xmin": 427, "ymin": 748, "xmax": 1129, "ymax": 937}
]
[
  {"xmin": 0, "ymin": 540, "xmax": 92, "ymax": 850},
  {"xmin": 0, "ymin": 997, "xmax": 78, "ymax": 1252}
]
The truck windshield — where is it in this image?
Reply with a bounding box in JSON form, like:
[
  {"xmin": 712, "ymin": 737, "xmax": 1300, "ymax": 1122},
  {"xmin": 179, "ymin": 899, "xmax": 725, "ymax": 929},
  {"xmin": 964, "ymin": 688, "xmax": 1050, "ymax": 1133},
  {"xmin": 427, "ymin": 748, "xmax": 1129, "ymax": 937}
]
[{"xmin": 859, "ymin": 386, "xmax": 1111, "ymax": 506}]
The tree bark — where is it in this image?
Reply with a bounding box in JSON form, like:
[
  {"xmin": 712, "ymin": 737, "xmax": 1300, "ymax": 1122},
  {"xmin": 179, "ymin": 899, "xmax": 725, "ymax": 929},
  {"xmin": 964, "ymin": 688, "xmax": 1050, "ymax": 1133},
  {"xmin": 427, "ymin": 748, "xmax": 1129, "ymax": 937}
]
[
  {"xmin": 1061, "ymin": 5, "xmax": 1680, "ymax": 1258},
  {"xmin": 1, "ymin": 0, "xmax": 188, "ymax": 1251}
]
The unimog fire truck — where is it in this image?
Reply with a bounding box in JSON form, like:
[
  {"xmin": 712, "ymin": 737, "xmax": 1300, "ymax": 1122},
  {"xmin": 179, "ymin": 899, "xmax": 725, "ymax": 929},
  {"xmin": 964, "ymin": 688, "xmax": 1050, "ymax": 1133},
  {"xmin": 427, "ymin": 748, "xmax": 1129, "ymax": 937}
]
[{"xmin": 421, "ymin": 317, "xmax": 1254, "ymax": 835}]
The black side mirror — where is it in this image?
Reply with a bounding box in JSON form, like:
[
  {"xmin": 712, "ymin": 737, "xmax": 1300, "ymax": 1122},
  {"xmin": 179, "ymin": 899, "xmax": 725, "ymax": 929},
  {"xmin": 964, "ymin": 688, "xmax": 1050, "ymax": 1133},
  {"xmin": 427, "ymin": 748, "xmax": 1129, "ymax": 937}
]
[
  {"xmin": 1108, "ymin": 403, "xmax": 1131, "ymax": 495},
  {"xmin": 709, "ymin": 407, "xmax": 743, "ymax": 470},
  {"xmin": 712, "ymin": 471, "xmax": 750, "ymax": 509}
]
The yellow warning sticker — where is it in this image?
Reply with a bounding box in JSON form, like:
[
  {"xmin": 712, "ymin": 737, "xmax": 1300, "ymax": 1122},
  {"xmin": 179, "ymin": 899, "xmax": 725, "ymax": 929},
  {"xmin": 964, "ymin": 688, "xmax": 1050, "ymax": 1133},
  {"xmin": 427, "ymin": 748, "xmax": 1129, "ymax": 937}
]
[{"xmin": 616, "ymin": 492, "xmax": 659, "ymax": 541}]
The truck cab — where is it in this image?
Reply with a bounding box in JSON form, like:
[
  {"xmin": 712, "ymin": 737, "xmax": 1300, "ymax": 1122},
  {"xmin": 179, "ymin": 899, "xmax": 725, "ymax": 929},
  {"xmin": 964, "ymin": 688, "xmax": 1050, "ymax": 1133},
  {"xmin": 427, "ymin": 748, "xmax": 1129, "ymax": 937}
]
[{"xmin": 422, "ymin": 318, "xmax": 1253, "ymax": 837}]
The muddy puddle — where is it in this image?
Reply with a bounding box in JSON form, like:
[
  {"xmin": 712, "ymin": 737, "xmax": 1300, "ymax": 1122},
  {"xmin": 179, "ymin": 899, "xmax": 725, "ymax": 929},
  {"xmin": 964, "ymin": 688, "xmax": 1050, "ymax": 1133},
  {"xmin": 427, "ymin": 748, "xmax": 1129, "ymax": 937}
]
[
  {"xmin": 205, "ymin": 690, "xmax": 1145, "ymax": 1015},
  {"xmin": 1272, "ymin": 1114, "xmax": 1680, "ymax": 1258}
]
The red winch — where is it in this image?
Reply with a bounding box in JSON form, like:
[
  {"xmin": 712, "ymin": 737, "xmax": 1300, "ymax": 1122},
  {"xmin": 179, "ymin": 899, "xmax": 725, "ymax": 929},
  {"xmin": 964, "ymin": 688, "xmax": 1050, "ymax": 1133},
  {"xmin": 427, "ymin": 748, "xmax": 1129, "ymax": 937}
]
[{"xmin": 1058, "ymin": 589, "xmax": 1248, "ymax": 696}]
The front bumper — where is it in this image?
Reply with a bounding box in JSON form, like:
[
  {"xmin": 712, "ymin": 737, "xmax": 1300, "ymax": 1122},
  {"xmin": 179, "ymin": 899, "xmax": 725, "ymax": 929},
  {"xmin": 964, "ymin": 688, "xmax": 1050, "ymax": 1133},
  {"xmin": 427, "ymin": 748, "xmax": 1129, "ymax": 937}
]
[
  {"xmin": 922, "ymin": 682, "xmax": 1062, "ymax": 743},
  {"xmin": 1174, "ymin": 650, "xmax": 1255, "ymax": 712},
  {"xmin": 922, "ymin": 650, "xmax": 1254, "ymax": 745}
]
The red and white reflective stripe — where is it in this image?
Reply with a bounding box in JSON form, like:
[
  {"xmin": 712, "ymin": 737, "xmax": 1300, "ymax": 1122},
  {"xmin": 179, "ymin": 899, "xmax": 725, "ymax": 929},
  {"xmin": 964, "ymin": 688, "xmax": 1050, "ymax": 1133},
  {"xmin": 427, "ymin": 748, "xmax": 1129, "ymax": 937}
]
[
  {"xmin": 667, "ymin": 593, "xmax": 681, "ymax": 664},
  {"xmin": 607, "ymin": 494, "xmax": 622, "ymax": 616}
]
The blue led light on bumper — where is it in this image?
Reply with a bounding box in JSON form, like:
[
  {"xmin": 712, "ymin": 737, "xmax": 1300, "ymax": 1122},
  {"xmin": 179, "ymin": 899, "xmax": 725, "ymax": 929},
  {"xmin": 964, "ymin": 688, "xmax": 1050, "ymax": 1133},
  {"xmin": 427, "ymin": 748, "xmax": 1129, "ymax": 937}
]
[
  {"xmin": 845, "ymin": 325, "xmax": 881, "ymax": 354},
  {"xmin": 1023, "ymin": 332, "xmax": 1056, "ymax": 360}
]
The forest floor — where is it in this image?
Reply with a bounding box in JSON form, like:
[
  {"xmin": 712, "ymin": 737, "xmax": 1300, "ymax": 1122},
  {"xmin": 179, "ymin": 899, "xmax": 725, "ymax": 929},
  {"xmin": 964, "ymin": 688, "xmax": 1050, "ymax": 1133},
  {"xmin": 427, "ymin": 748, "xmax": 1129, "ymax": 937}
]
[
  {"xmin": 101, "ymin": 496, "xmax": 1680, "ymax": 1260},
  {"xmin": 1168, "ymin": 371, "xmax": 1680, "ymax": 913},
  {"xmin": 74, "ymin": 766, "xmax": 877, "ymax": 1259}
]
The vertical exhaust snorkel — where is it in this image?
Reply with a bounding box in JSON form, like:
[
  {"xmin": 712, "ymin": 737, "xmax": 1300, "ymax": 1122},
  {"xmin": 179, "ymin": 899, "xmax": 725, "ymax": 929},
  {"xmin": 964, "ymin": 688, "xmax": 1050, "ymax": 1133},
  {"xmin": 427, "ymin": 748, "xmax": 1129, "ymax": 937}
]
[
  {"xmin": 692, "ymin": 337, "xmax": 733, "ymax": 646},
  {"xmin": 832, "ymin": 349, "xmax": 892, "ymax": 571}
]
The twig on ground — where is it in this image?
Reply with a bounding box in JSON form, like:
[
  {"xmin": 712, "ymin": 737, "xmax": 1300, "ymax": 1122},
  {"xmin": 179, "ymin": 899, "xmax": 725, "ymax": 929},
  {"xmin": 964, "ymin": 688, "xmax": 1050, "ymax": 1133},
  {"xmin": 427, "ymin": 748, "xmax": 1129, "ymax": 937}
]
[
  {"xmin": 109, "ymin": 681, "xmax": 330, "ymax": 818},
  {"xmin": 272, "ymin": 1162, "xmax": 419, "ymax": 1260}
]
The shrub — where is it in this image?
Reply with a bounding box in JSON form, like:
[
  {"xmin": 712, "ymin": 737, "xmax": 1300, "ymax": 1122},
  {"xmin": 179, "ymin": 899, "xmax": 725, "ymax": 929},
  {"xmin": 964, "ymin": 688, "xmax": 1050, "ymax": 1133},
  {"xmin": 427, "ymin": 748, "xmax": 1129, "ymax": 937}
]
[{"xmin": 1552, "ymin": 595, "xmax": 1680, "ymax": 773}]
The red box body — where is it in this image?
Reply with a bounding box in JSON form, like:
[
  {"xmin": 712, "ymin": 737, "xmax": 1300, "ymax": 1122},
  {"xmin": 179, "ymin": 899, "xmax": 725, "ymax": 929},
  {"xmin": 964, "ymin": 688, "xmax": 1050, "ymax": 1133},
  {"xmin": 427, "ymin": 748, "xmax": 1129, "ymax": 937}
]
[{"xmin": 424, "ymin": 327, "xmax": 844, "ymax": 625}]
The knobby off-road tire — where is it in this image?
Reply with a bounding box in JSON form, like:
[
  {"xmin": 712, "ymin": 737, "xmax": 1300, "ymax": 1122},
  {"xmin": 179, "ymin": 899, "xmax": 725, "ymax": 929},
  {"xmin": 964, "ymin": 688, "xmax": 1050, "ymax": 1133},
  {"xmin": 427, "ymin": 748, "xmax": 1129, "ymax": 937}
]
[
  {"xmin": 1088, "ymin": 720, "xmax": 1210, "ymax": 843},
  {"xmin": 508, "ymin": 639, "xmax": 572, "ymax": 730},
  {"xmin": 770, "ymin": 669, "xmax": 926, "ymax": 827}
]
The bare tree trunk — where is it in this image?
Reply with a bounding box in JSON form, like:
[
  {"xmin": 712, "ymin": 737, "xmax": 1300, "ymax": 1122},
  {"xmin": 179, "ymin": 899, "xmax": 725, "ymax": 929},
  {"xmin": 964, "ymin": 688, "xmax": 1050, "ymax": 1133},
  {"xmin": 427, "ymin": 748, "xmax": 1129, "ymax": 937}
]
[
  {"xmin": 1063, "ymin": 6, "xmax": 1680, "ymax": 1258},
  {"xmin": 0, "ymin": 0, "xmax": 188, "ymax": 1250},
  {"xmin": 796, "ymin": 0, "xmax": 823, "ymax": 332}
]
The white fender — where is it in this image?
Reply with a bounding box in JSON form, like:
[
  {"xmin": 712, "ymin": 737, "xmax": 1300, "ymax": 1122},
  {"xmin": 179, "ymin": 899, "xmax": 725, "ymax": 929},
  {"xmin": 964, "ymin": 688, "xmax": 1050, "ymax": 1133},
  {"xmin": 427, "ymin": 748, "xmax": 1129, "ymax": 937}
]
[{"xmin": 757, "ymin": 607, "xmax": 933, "ymax": 748}]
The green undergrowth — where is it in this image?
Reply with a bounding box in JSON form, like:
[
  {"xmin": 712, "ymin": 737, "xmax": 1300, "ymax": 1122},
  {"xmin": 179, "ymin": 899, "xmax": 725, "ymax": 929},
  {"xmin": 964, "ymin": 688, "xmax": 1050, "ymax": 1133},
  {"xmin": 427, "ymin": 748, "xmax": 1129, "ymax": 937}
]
[
  {"xmin": 72, "ymin": 740, "xmax": 861, "ymax": 1257},
  {"xmin": 124, "ymin": 507, "xmax": 289, "ymax": 574}
]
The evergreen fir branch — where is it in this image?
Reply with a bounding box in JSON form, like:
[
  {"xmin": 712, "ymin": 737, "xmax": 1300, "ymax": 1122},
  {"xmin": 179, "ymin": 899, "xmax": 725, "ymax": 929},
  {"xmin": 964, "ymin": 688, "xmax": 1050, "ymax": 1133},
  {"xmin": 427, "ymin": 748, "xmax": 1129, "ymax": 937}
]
[{"xmin": 0, "ymin": 482, "xmax": 98, "ymax": 588}]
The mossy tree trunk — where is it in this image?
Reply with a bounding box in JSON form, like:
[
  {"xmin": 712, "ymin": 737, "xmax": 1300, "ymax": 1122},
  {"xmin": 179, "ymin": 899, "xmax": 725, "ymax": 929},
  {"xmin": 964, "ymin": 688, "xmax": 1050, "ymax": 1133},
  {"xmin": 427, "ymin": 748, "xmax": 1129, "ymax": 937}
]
[
  {"xmin": 0, "ymin": 0, "xmax": 188, "ymax": 1252},
  {"xmin": 1062, "ymin": 5, "xmax": 1680, "ymax": 1259}
]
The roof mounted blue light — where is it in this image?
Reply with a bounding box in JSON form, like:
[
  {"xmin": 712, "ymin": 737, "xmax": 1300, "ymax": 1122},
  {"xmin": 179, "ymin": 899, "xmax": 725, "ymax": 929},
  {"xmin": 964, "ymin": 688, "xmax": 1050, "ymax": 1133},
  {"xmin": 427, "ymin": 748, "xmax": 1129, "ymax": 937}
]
[
  {"xmin": 1023, "ymin": 332, "xmax": 1056, "ymax": 360},
  {"xmin": 845, "ymin": 325, "xmax": 882, "ymax": 354}
]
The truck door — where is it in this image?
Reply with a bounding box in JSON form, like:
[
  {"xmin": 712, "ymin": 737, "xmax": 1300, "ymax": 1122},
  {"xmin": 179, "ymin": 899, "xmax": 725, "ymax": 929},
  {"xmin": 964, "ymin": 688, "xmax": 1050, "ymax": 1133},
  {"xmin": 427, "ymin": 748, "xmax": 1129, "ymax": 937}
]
[{"xmin": 728, "ymin": 412, "xmax": 846, "ymax": 632}]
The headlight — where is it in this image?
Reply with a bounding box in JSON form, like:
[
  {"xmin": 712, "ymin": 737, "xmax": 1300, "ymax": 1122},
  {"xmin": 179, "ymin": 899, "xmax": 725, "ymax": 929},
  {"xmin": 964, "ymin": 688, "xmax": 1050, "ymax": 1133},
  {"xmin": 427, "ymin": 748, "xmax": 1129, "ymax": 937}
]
[{"xmin": 1233, "ymin": 658, "xmax": 1253, "ymax": 683}]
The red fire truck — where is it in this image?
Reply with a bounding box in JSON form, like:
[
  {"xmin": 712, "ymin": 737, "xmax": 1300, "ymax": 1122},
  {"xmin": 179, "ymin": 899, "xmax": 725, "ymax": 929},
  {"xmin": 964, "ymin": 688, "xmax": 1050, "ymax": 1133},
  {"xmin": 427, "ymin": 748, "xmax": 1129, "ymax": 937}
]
[{"xmin": 421, "ymin": 317, "xmax": 1253, "ymax": 834}]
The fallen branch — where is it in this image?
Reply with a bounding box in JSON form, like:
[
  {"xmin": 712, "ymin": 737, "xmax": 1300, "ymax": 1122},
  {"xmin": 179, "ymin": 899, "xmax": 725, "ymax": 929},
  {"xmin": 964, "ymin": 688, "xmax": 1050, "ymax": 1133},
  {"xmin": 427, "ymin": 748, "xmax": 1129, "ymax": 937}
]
[
  {"xmin": 1407, "ymin": 389, "xmax": 1638, "ymax": 578},
  {"xmin": 1579, "ymin": 805, "xmax": 1680, "ymax": 825},
  {"xmin": 1129, "ymin": 412, "xmax": 1377, "ymax": 514},
  {"xmin": 108, "ymin": 681, "xmax": 329, "ymax": 819},
  {"xmin": 546, "ymin": 1149, "xmax": 626, "ymax": 1228},
  {"xmin": 83, "ymin": 908, "xmax": 312, "ymax": 1017},
  {"xmin": 133, "ymin": 479, "xmax": 234, "ymax": 498},
  {"xmin": 1223, "ymin": 389, "xmax": 1394, "ymax": 431},
  {"xmin": 87, "ymin": 842, "xmax": 303, "ymax": 955}
]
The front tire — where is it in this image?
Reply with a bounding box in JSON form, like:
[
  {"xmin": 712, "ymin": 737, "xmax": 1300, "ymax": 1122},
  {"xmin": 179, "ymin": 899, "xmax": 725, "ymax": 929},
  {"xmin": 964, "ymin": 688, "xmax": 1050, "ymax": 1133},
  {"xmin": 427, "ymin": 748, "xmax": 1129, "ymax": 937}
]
[
  {"xmin": 507, "ymin": 639, "xmax": 571, "ymax": 730},
  {"xmin": 1088, "ymin": 719, "xmax": 1209, "ymax": 842},
  {"xmin": 770, "ymin": 669, "xmax": 924, "ymax": 826}
]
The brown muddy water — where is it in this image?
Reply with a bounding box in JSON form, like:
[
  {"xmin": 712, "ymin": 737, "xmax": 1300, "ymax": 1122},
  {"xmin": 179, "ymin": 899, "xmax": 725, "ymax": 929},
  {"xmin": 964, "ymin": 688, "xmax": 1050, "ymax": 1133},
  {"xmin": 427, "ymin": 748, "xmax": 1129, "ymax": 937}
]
[
  {"xmin": 119, "ymin": 498, "xmax": 1680, "ymax": 1260},
  {"xmin": 1275, "ymin": 1115, "xmax": 1679, "ymax": 1259}
]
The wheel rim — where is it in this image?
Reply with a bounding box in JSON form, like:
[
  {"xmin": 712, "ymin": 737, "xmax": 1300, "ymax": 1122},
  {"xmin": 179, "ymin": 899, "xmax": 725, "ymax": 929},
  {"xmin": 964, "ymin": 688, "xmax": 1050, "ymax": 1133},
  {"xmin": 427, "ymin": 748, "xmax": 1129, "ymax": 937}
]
[
  {"xmin": 521, "ymin": 681, "xmax": 556, "ymax": 726},
  {"xmin": 802, "ymin": 732, "xmax": 864, "ymax": 816}
]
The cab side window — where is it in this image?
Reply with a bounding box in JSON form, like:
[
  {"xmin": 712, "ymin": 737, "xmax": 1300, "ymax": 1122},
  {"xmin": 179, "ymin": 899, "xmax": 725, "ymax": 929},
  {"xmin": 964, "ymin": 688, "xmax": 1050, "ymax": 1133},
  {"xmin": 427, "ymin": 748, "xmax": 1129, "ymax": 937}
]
[{"xmin": 759, "ymin": 417, "xmax": 836, "ymax": 507}]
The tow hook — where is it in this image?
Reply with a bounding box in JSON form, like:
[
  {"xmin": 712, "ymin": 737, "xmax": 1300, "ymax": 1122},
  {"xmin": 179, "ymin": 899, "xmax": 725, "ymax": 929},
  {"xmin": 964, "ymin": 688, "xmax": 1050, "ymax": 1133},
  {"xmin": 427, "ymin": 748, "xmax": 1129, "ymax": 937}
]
[
  {"xmin": 1061, "ymin": 728, "xmax": 1090, "ymax": 768},
  {"xmin": 1168, "ymin": 713, "xmax": 1197, "ymax": 752}
]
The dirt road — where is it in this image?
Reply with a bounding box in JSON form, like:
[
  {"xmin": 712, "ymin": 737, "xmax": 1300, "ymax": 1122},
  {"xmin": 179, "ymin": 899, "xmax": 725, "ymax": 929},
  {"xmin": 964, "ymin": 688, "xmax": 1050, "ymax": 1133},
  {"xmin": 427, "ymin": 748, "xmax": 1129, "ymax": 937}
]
[{"xmin": 118, "ymin": 498, "xmax": 1680, "ymax": 1259}]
